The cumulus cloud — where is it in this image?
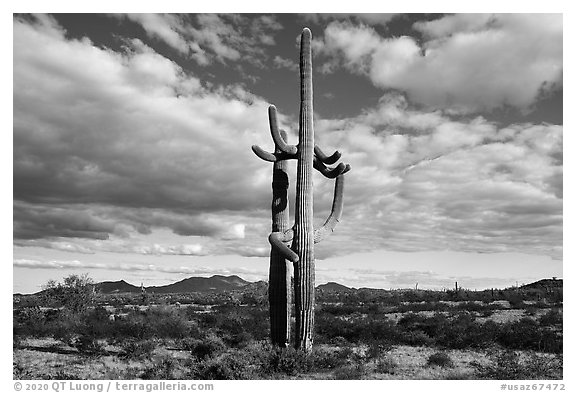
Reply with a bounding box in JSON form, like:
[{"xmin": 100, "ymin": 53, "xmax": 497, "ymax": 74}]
[
  {"xmin": 273, "ymin": 55, "xmax": 298, "ymax": 71},
  {"xmin": 316, "ymin": 14, "xmax": 562, "ymax": 113},
  {"xmin": 311, "ymin": 93, "xmax": 562, "ymax": 260},
  {"xmin": 14, "ymin": 17, "xmax": 274, "ymax": 209}
]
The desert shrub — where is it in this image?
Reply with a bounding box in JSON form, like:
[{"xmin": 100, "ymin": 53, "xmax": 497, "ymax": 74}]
[
  {"xmin": 471, "ymin": 350, "xmax": 562, "ymax": 379},
  {"xmin": 332, "ymin": 363, "xmax": 367, "ymax": 380},
  {"xmin": 538, "ymin": 309, "xmax": 562, "ymax": 327},
  {"xmin": 141, "ymin": 355, "xmax": 178, "ymax": 379},
  {"xmin": 112, "ymin": 313, "xmax": 153, "ymax": 340},
  {"xmin": 197, "ymin": 313, "xmax": 218, "ymax": 329},
  {"xmin": 435, "ymin": 313, "xmax": 496, "ymax": 349},
  {"xmin": 498, "ymin": 318, "xmax": 555, "ymax": 352},
  {"xmin": 13, "ymin": 306, "xmax": 48, "ymax": 337},
  {"xmin": 309, "ymin": 346, "xmax": 349, "ymax": 370},
  {"xmin": 147, "ymin": 307, "xmax": 190, "ymax": 339},
  {"xmin": 375, "ymin": 355, "xmax": 398, "ymax": 374},
  {"xmin": 427, "ymin": 351, "xmax": 454, "ymax": 368},
  {"xmin": 82, "ymin": 306, "xmax": 114, "ymax": 338},
  {"xmin": 523, "ymin": 352, "xmax": 563, "ymax": 379},
  {"xmin": 119, "ymin": 339, "xmax": 157, "ymax": 360},
  {"xmin": 506, "ymin": 294, "xmax": 525, "ymax": 309},
  {"xmin": 397, "ymin": 312, "xmax": 447, "ymax": 339},
  {"xmin": 185, "ymin": 334, "xmax": 227, "ymax": 360},
  {"xmin": 265, "ymin": 346, "xmax": 312, "ymax": 376},
  {"xmin": 365, "ymin": 340, "xmax": 393, "ymax": 360},
  {"xmin": 524, "ymin": 306, "xmax": 539, "ymax": 316},
  {"xmin": 361, "ymin": 318, "xmax": 400, "ymax": 342},
  {"xmin": 196, "ymin": 352, "xmax": 257, "ymax": 380},
  {"xmin": 70, "ymin": 334, "xmax": 106, "ymax": 356},
  {"xmin": 400, "ymin": 330, "xmax": 434, "ymax": 346},
  {"xmin": 472, "ymin": 350, "xmax": 522, "ymax": 379},
  {"xmin": 315, "ymin": 313, "xmax": 359, "ymax": 343},
  {"xmin": 13, "ymin": 361, "xmax": 33, "ymax": 379},
  {"xmin": 330, "ymin": 336, "xmax": 350, "ymax": 346}
]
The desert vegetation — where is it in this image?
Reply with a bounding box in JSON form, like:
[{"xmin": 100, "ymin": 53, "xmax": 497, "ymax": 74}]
[{"xmin": 13, "ymin": 274, "xmax": 562, "ymax": 380}]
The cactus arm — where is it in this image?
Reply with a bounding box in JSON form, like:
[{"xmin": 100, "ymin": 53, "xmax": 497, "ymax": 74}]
[
  {"xmin": 314, "ymin": 145, "xmax": 341, "ymax": 165},
  {"xmin": 269, "ymin": 231, "xmax": 299, "ymax": 263},
  {"xmin": 252, "ymin": 145, "xmax": 298, "ymax": 162},
  {"xmin": 314, "ymin": 174, "xmax": 345, "ymax": 244},
  {"xmin": 269, "ymin": 106, "xmax": 298, "ymax": 155},
  {"xmin": 313, "ymin": 158, "xmax": 350, "ymax": 178}
]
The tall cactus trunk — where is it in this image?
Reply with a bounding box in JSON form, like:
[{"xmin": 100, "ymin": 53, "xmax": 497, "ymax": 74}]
[
  {"xmin": 268, "ymin": 130, "xmax": 291, "ymax": 347},
  {"xmin": 293, "ymin": 28, "xmax": 315, "ymax": 351},
  {"xmin": 251, "ymin": 27, "xmax": 349, "ymax": 352}
]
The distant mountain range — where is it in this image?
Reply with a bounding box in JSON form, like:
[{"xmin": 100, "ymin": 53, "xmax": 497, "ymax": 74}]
[
  {"xmin": 316, "ymin": 282, "xmax": 354, "ymax": 292},
  {"xmin": 97, "ymin": 275, "xmax": 251, "ymax": 294},
  {"xmin": 23, "ymin": 275, "xmax": 561, "ymax": 296}
]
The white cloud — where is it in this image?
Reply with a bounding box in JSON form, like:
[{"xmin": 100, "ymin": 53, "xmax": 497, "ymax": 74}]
[
  {"xmin": 121, "ymin": 14, "xmax": 282, "ymax": 66},
  {"xmin": 312, "ymin": 93, "xmax": 562, "ymax": 260},
  {"xmin": 317, "ymin": 14, "xmax": 562, "ymax": 113},
  {"xmin": 123, "ymin": 14, "xmax": 191, "ymax": 55}
]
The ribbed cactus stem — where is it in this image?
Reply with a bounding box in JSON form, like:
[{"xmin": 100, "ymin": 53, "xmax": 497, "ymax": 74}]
[
  {"xmin": 251, "ymin": 27, "xmax": 350, "ymax": 352},
  {"xmin": 269, "ymin": 129, "xmax": 291, "ymax": 347},
  {"xmin": 293, "ymin": 27, "xmax": 315, "ymax": 351}
]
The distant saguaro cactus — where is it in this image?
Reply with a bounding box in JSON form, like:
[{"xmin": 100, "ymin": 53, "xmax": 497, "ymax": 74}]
[{"xmin": 252, "ymin": 28, "xmax": 350, "ymax": 351}]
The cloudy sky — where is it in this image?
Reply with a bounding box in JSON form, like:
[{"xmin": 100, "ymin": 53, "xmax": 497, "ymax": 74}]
[{"xmin": 13, "ymin": 13, "xmax": 563, "ymax": 293}]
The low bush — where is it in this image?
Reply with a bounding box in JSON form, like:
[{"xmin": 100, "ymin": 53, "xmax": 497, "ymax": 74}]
[
  {"xmin": 196, "ymin": 352, "xmax": 257, "ymax": 380},
  {"xmin": 141, "ymin": 355, "xmax": 178, "ymax": 379},
  {"xmin": 119, "ymin": 339, "xmax": 157, "ymax": 360},
  {"xmin": 184, "ymin": 334, "xmax": 227, "ymax": 360},
  {"xmin": 538, "ymin": 309, "xmax": 562, "ymax": 327},
  {"xmin": 70, "ymin": 335, "xmax": 106, "ymax": 356},
  {"xmin": 309, "ymin": 346, "xmax": 349, "ymax": 371},
  {"xmin": 332, "ymin": 363, "xmax": 367, "ymax": 380},
  {"xmin": 265, "ymin": 347, "xmax": 312, "ymax": 376},
  {"xmin": 375, "ymin": 355, "xmax": 397, "ymax": 374},
  {"xmin": 471, "ymin": 350, "xmax": 561, "ymax": 380},
  {"xmin": 426, "ymin": 351, "xmax": 454, "ymax": 368}
]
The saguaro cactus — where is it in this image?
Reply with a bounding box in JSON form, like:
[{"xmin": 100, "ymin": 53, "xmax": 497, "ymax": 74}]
[
  {"xmin": 252, "ymin": 28, "xmax": 350, "ymax": 351},
  {"xmin": 268, "ymin": 127, "xmax": 291, "ymax": 347}
]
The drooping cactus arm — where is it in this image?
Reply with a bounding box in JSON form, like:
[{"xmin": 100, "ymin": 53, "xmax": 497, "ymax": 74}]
[
  {"xmin": 269, "ymin": 106, "xmax": 298, "ymax": 155},
  {"xmin": 252, "ymin": 145, "xmax": 298, "ymax": 162},
  {"xmin": 313, "ymin": 157, "xmax": 351, "ymax": 178},
  {"xmin": 314, "ymin": 174, "xmax": 345, "ymax": 244},
  {"xmin": 314, "ymin": 145, "xmax": 341, "ymax": 165},
  {"xmin": 269, "ymin": 229, "xmax": 299, "ymax": 263}
]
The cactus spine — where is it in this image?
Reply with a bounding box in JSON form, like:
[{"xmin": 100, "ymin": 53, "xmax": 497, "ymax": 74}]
[{"xmin": 252, "ymin": 28, "xmax": 350, "ymax": 351}]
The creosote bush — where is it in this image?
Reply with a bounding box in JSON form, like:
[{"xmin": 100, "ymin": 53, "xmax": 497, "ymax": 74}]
[{"xmin": 426, "ymin": 351, "xmax": 454, "ymax": 368}]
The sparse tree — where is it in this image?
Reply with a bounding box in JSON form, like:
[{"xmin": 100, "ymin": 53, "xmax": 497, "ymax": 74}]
[{"xmin": 42, "ymin": 273, "xmax": 96, "ymax": 313}]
